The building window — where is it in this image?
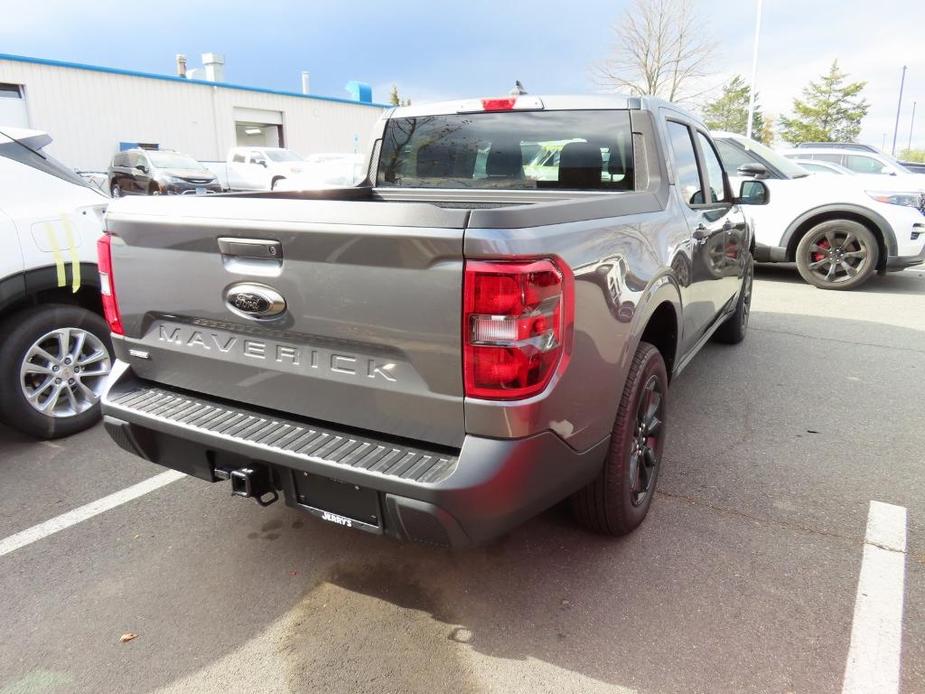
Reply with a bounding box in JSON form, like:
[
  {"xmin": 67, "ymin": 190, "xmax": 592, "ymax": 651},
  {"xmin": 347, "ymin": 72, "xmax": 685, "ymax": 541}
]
[{"xmin": 0, "ymin": 83, "xmax": 23, "ymax": 99}]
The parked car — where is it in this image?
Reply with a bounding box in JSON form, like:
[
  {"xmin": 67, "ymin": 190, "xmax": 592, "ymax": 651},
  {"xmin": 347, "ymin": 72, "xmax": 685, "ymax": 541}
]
[
  {"xmin": 0, "ymin": 127, "xmax": 113, "ymax": 439},
  {"xmin": 716, "ymin": 132, "xmax": 925, "ymax": 289},
  {"xmin": 900, "ymin": 160, "xmax": 925, "ymax": 175},
  {"xmin": 75, "ymin": 170, "xmax": 109, "ymax": 192},
  {"xmin": 790, "ymin": 159, "xmax": 856, "ymax": 176},
  {"xmin": 781, "ymin": 146, "xmax": 925, "ymax": 180},
  {"xmin": 108, "ymin": 149, "xmax": 221, "ymax": 197},
  {"xmin": 274, "ymin": 153, "xmax": 365, "ymax": 190},
  {"xmin": 203, "ymin": 147, "xmax": 307, "ymax": 192},
  {"xmin": 793, "ymin": 142, "xmax": 880, "ymax": 153},
  {"xmin": 99, "ymin": 94, "xmax": 768, "ymax": 546}
]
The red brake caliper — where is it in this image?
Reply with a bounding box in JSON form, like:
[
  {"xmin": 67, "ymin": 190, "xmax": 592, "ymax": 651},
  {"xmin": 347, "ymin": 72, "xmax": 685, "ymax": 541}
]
[{"xmin": 813, "ymin": 239, "xmax": 830, "ymax": 262}]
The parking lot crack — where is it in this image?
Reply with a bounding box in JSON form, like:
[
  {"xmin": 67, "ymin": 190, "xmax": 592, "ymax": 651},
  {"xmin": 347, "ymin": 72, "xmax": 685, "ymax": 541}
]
[
  {"xmin": 751, "ymin": 326, "xmax": 925, "ymax": 356},
  {"xmin": 655, "ymin": 488, "xmax": 863, "ymax": 547}
]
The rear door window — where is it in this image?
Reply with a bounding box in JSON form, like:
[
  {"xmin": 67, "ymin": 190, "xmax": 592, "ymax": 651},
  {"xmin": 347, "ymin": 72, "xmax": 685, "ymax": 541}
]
[{"xmin": 376, "ymin": 110, "xmax": 634, "ymax": 191}]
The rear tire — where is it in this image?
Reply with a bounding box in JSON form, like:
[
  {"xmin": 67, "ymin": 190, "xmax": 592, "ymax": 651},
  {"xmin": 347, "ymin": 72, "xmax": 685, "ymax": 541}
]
[
  {"xmin": 571, "ymin": 341, "xmax": 668, "ymax": 536},
  {"xmin": 0, "ymin": 305, "xmax": 113, "ymax": 439},
  {"xmin": 795, "ymin": 220, "xmax": 878, "ymax": 290},
  {"xmin": 713, "ymin": 252, "xmax": 753, "ymax": 345}
]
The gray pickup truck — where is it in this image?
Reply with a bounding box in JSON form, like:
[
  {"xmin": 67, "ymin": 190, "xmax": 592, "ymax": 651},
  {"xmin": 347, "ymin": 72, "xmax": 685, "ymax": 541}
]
[{"xmin": 99, "ymin": 95, "xmax": 768, "ymax": 547}]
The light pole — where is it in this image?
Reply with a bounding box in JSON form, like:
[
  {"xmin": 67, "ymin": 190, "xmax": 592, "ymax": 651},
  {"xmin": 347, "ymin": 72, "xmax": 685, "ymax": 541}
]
[
  {"xmin": 745, "ymin": 0, "xmax": 763, "ymax": 141},
  {"xmin": 891, "ymin": 65, "xmax": 907, "ymax": 155},
  {"xmin": 908, "ymin": 101, "xmax": 917, "ymax": 153}
]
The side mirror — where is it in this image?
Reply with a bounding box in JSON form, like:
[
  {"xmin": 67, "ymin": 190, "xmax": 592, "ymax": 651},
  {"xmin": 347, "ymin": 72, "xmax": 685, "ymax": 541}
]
[
  {"xmin": 135, "ymin": 164, "xmax": 147, "ymax": 173},
  {"xmin": 737, "ymin": 162, "xmax": 768, "ymax": 179},
  {"xmin": 255, "ymin": 160, "xmax": 267, "ymax": 168},
  {"xmin": 737, "ymin": 179, "xmax": 770, "ymax": 205}
]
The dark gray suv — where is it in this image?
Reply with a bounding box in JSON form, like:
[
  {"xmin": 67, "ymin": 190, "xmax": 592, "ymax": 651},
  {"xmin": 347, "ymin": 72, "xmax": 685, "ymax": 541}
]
[{"xmin": 107, "ymin": 149, "xmax": 221, "ymax": 197}]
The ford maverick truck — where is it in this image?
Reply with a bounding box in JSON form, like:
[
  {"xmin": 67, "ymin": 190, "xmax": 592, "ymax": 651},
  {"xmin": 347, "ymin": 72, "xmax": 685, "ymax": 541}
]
[{"xmin": 99, "ymin": 95, "xmax": 767, "ymax": 547}]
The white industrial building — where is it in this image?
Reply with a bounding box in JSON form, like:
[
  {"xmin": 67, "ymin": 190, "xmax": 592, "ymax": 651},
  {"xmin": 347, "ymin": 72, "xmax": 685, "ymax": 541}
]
[{"xmin": 0, "ymin": 52, "xmax": 387, "ymax": 170}]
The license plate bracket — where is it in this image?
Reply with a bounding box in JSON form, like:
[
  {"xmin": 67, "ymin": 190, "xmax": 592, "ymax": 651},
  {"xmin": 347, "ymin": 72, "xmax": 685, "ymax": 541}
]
[{"xmin": 293, "ymin": 471, "xmax": 382, "ymax": 533}]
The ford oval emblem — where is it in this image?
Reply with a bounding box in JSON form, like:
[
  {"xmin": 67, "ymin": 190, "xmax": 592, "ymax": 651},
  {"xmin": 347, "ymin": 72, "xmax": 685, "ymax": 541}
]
[{"xmin": 225, "ymin": 283, "xmax": 286, "ymax": 319}]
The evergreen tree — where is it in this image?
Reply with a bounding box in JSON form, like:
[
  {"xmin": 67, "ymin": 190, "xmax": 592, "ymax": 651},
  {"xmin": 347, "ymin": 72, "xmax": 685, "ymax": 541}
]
[
  {"xmin": 702, "ymin": 75, "xmax": 764, "ymax": 139},
  {"xmin": 778, "ymin": 61, "xmax": 869, "ymax": 144}
]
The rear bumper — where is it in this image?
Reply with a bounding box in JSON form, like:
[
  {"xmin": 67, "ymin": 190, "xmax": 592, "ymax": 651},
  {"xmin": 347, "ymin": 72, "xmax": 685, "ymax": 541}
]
[
  {"xmin": 163, "ymin": 182, "xmax": 223, "ymax": 195},
  {"xmin": 101, "ymin": 363, "xmax": 608, "ymax": 547}
]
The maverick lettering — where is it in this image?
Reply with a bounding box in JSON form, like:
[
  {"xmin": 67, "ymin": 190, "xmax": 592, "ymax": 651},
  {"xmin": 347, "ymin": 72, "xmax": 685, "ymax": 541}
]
[{"xmin": 157, "ymin": 324, "xmax": 398, "ymax": 382}]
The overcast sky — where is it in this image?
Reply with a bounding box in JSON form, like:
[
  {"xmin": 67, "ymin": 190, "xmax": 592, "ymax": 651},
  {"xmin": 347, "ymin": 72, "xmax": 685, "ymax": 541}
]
[{"xmin": 2, "ymin": 0, "xmax": 923, "ymax": 150}]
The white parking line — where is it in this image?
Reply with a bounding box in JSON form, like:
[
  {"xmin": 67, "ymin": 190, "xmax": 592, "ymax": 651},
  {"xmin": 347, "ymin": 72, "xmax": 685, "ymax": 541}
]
[
  {"xmin": 842, "ymin": 500, "xmax": 907, "ymax": 694},
  {"xmin": 0, "ymin": 470, "xmax": 185, "ymax": 559}
]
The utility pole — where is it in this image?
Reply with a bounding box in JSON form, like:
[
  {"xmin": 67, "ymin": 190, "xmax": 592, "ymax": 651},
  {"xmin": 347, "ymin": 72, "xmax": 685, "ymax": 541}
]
[
  {"xmin": 745, "ymin": 0, "xmax": 763, "ymax": 141},
  {"xmin": 891, "ymin": 65, "xmax": 907, "ymax": 155},
  {"xmin": 908, "ymin": 101, "xmax": 917, "ymax": 153}
]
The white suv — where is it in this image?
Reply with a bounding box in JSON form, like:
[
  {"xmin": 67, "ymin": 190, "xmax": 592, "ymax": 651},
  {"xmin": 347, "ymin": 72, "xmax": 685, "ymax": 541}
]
[
  {"xmin": 0, "ymin": 128, "xmax": 113, "ymax": 438},
  {"xmin": 714, "ymin": 132, "xmax": 925, "ymax": 289}
]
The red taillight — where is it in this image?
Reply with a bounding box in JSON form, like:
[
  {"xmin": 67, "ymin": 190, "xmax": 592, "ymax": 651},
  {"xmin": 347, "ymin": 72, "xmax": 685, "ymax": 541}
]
[
  {"xmin": 96, "ymin": 234, "xmax": 124, "ymax": 335},
  {"xmin": 463, "ymin": 258, "xmax": 573, "ymax": 400},
  {"xmin": 481, "ymin": 97, "xmax": 517, "ymax": 111}
]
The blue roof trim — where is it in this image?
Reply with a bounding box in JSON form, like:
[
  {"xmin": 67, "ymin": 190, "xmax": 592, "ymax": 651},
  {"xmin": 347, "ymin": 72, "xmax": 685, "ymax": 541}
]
[{"xmin": 0, "ymin": 52, "xmax": 389, "ymax": 109}]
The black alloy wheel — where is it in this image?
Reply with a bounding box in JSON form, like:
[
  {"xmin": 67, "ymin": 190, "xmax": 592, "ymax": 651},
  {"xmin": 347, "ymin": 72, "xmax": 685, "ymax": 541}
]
[{"xmin": 628, "ymin": 374, "xmax": 664, "ymax": 506}]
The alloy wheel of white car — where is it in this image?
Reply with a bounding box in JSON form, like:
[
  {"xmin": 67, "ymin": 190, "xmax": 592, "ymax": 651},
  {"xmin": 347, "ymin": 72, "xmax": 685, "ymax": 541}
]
[
  {"xmin": 19, "ymin": 327, "xmax": 112, "ymax": 417},
  {"xmin": 795, "ymin": 220, "xmax": 878, "ymax": 290}
]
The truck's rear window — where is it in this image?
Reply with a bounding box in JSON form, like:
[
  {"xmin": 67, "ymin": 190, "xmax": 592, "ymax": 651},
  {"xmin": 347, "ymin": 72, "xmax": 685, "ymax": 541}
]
[{"xmin": 376, "ymin": 110, "xmax": 634, "ymax": 191}]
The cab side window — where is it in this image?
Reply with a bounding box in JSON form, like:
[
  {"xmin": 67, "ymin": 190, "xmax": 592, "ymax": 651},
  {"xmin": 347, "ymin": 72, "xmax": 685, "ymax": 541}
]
[
  {"xmin": 232, "ymin": 152, "xmax": 246, "ymax": 163},
  {"xmin": 696, "ymin": 132, "xmax": 728, "ymax": 203},
  {"xmin": 666, "ymin": 121, "xmax": 704, "ymax": 206}
]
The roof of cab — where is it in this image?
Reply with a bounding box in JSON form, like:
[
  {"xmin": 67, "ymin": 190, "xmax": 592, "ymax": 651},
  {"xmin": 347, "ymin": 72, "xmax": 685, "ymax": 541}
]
[{"xmin": 386, "ymin": 93, "xmax": 703, "ymax": 125}]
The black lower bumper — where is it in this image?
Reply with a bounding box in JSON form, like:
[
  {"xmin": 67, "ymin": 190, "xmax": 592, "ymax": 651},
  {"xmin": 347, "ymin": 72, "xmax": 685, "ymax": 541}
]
[
  {"xmin": 884, "ymin": 248, "xmax": 925, "ymax": 271},
  {"xmin": 753, "ymin": 243, "xmax": 788, "ymax": 263},
  {"xmin": 101, "ymin": 365, "xmax": 608, "ymax": 547}
]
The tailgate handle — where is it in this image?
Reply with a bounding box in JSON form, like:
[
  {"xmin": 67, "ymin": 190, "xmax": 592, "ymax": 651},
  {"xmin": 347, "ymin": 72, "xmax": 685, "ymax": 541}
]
[
  {"xmin": 218, "ymin": 237, "xmax": 282, "ymax": 260},
  {"xmin": 218, "ymin": 237, "xmax": 282, "ymax": 277}
]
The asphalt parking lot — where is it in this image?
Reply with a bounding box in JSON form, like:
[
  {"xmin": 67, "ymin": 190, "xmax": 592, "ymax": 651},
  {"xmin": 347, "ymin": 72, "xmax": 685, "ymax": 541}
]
[{"xmin": 1, "ymin": 264, "xmax": 923, "ymax": 694}]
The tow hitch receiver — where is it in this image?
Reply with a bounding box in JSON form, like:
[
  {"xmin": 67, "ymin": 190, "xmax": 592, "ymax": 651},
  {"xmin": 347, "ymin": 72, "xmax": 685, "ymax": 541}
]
[{"xmin": 218, "ymin": 466, "xmax": 279, "ymax": 507}]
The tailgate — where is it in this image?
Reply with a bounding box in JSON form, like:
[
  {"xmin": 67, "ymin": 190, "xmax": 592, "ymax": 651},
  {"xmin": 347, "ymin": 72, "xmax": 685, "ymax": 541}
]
[{"xmin": 105, "ymin": 194, "xmax": 468, "ymax": 448}]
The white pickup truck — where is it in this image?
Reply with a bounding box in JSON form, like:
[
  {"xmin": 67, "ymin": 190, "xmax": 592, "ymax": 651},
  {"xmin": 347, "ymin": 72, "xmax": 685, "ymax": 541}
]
[{"xmin": 202, "ymin": 147, "xmax": 307, "ymax": 192}]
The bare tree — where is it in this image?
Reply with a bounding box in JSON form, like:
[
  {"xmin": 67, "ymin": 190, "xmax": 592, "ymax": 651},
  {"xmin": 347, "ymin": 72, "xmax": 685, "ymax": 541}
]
[{"xmin": 594, "ymin": 0, "xmax": 717, "ymax": 103}]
